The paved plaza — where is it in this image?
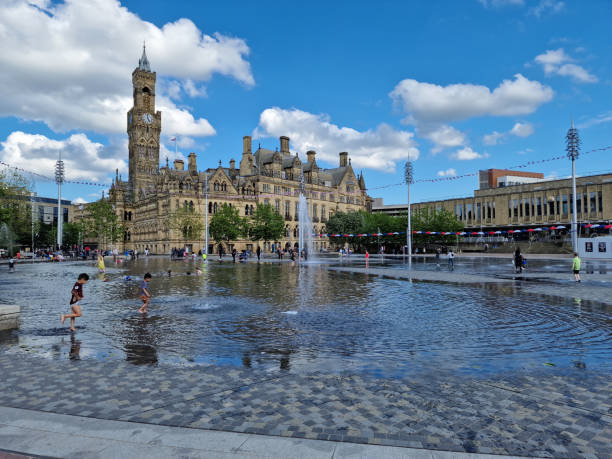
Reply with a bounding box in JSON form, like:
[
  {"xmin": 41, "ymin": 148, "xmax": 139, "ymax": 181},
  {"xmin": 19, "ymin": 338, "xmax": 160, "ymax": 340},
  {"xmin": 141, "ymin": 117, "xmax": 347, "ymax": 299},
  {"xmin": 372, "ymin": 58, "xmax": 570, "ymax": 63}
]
[
  {"xmin": 1, "ymin": 257, "xmax": 611, "ymax": 458},
  {"xmin": 0, "ymin": 351, "xmax": 610, "ymax": 458}
]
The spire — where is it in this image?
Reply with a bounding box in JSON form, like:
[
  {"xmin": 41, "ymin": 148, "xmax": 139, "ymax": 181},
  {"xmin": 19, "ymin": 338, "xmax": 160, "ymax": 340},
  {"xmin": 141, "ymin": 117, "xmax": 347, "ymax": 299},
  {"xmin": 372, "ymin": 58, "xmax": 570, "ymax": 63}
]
[{"xmin": 138, "ymin": 42, "xmax": 151, "ymax": 71}]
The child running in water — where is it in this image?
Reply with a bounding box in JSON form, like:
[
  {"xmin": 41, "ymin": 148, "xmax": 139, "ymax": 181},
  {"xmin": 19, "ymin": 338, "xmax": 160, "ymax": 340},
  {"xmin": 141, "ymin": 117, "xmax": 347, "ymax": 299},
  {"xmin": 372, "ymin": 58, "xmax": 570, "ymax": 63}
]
[
  {"xmin": 138, "ymin": 273, "xmax": 152, "ymax": 313},
  {"xmin": 61, "ymin": 273, "xmax": 89, "ymax": 331}
]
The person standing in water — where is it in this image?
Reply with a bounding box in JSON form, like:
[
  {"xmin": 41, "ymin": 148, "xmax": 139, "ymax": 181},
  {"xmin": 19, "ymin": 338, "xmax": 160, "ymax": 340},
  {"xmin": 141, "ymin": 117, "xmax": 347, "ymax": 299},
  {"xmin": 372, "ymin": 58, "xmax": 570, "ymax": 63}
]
[
  {"xmin": 61, "ymin": 273, "xmax": 89, "ymax": 331},
  {"xmin": 256, "ymin": 246, "xmax": 261, "ymax": 261},
  {"xmin": 138, "ymin": 273, "xmax": 152, "ymax": 314},
  {"xmin": 514, "ymin": 248, "xmax": 523, "ymax": 274},
  {"xmin": 447, "ymin": 250, "xmax": 455, "ymax": 270},
  {"xmin": 572, "ymin": 252, "xmax": 581, "ymax": 283},
  {"xmin": 8, "ymin": 256, "xmax": 15, "ymax": 273},
  {"xmin": 97, "ymin": 252, "xmax": 105, "ymax": 273}
]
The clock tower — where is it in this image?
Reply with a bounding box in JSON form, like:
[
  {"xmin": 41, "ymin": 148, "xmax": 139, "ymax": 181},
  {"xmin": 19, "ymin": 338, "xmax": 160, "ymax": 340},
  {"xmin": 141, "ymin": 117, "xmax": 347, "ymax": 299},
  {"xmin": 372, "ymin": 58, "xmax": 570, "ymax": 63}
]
[{"xmin": 127, "ymin": 44, "xmax": 161, "ymax": 201}]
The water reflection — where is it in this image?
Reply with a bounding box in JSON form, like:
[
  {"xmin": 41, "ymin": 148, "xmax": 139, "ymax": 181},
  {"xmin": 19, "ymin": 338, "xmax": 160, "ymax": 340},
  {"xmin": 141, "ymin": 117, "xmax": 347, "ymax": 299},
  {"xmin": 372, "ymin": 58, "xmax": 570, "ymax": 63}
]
[{"xmin": 0, "ymin": 257, "xmax": 610, "ymax": 376}]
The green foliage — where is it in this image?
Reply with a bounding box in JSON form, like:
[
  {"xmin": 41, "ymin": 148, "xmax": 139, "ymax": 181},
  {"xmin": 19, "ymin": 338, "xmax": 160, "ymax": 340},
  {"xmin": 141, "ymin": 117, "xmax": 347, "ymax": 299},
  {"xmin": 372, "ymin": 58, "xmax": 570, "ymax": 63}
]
[
  {"xmin": 0, "ymin": 169, "xmax": 33, "ymax": 250},
  {"xmin": 63, "ymin": 221, "xmax": 84, "ymax": 247},
  {"xmin": 167, "ymin": 206, "xmax": 204, "ymax": 242},
  {"xmin": 209, "ymin": 204, "xmax": 246, "ymax": 242},
  {"xmin": 248, "ymin": 203, "xmax": 285, "ymax": 243},
  {"xmin": 326, "ymin": 209, "xmax": 464, "ymax": 252},
  {"xmin": 81, "ymin": 199, "xmax": 125, "ymax": 246}
]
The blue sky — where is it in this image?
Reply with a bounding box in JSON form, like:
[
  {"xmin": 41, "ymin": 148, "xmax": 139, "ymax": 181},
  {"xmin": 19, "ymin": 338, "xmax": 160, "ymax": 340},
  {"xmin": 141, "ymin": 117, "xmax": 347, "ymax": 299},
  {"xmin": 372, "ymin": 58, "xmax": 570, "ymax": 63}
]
[{"xmin": 1, "ymin": 0, "xmax": 611, "ymax": 205}]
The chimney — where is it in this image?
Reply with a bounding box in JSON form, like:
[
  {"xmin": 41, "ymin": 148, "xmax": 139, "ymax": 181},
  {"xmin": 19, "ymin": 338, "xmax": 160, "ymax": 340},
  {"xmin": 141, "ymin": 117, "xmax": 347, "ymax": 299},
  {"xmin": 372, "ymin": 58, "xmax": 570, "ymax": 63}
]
[
  {"xmin": 306, "ymin": 150, "xmax": 316, "ymax": 163},
  {"xmin": 339, "ymin": 152, "xmax": 348, "ymax": 167},
  {"xmin": 230, "ymin": 159, "xmax": 236, "ymax": 170},
  {"xmin": 280, "ymin": 136, "xmax": 290, "ymax": 155},
  {"xmin": 243, "ymin": 135, "xmax": 252, "ymax": 154},
  {"xmin": 174, "ymin": 159, "xmax": 184, "ymax": 171},
  {"xmin": 188, "ymin": 152, "xmax": 197, "ymax": 172}
]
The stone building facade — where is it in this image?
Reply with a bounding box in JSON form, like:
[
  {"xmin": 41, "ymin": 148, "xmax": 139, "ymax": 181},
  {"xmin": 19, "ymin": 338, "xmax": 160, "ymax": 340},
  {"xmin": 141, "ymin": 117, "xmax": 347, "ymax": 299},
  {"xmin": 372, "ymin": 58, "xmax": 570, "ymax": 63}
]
[
  {"xmin": 408, "ymin": 173, "xmax": 612, "ymax": 231},
  {"xmin": 73, "ymin": 47, "xmax": 370, "ymax": 254}
]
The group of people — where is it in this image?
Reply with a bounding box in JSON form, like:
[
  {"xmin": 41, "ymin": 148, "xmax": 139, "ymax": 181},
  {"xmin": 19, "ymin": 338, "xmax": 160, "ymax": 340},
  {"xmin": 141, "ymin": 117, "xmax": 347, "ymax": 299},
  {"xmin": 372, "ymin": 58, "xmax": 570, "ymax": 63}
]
[{"xmin": 61, "ymin": 272, "xmax": 152, "ymax": 332}]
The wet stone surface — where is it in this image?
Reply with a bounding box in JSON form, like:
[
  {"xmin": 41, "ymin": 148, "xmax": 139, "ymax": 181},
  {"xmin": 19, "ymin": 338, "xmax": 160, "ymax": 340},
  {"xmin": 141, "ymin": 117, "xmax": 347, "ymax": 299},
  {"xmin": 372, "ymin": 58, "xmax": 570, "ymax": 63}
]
[
  {"xmin": 0, "ymin": 353, "xmax": 610, "ymax": 458},
  {"xmin": 0, "ymin": 258, "xmax": 611, "ymax": 457}
]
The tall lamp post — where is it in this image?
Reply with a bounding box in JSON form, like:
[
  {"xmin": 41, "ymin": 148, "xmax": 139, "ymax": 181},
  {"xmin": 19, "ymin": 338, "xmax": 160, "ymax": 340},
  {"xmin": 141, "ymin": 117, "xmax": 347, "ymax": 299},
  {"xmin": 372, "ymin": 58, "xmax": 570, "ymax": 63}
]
[
  {"xmin": 55, "ymin": 153, "xmax": 65, "ymax": 251},
  {"xmin": 204, "ymin": 172, "xmax": 209, "ymax": 257},
  {"xmin": 566, "ymin": 119, "xmax": 580, "ymax": 252},
  {"xmin": 405, "ymin": 160, "xmax": 414, "ymax": 270}
]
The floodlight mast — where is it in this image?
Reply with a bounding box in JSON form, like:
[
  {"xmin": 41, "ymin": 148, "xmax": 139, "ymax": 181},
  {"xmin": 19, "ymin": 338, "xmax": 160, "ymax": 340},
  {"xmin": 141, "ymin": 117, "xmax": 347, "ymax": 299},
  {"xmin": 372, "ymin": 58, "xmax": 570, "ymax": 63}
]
[
  {"xmin": 405, "ymin": 161, "xmax": 414, "ymax": 270},
  {"xmin": 566, "ymin": 119, "xmax": 580, "ymax": 252},
  {"xmin": 55, "ymin": 153, "xmax": 65, "ymax": 250}
]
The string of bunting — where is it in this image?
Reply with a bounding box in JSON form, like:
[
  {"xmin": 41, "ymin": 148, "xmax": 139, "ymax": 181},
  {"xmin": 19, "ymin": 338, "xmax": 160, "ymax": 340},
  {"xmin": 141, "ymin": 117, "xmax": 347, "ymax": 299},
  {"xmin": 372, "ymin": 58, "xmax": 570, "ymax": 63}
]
[
  {"xmin": 1, "ymin": 144, "xmax": 611, "ymax": 192},
  {"xmin": 313, "ymin": 223, "xmax": 611, "ymax": 238}
]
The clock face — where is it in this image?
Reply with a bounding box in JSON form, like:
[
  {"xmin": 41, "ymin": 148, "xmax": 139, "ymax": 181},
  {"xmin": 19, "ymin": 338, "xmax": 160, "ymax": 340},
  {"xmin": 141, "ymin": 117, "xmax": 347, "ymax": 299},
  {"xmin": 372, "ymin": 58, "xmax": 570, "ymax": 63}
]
[{"xmin": 142, "ymin": 113, "xmax": 152, "ymax": 124}]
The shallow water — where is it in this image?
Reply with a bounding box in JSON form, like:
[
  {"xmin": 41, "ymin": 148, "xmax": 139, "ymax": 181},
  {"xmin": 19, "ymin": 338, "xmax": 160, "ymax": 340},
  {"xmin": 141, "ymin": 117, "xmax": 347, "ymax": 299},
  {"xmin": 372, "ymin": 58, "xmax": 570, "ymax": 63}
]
[{"xmin": 0, "ymin": 257, "xmax": 610, "ymax": 376}]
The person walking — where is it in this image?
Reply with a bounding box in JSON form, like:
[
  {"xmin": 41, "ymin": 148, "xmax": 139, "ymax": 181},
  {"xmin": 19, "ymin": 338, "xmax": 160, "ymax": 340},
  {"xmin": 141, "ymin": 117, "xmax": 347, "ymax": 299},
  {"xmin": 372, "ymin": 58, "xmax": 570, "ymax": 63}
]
[
  {"xmin": 8, "ymin": 256, "xmax": 15, "ymax": 273},
  {"xmin": 514, "ymin": 248, "xmax": 523, "ymax": 274},
  {"xmin": 232, "ymin": 247, "xmax": 237, "ymax": 263},
  {"xmin": 256, "ymin": 246, "xmax": 261, "ymax": 261},
  {"xmin": 572, "ymin": 252, "xmax": 581, "ymax": 283},
  {"xmin": 138, "ymin": 273, "xmax": 152, "ymax": 314},
  {"xmin": 448, "ymin": 250, "xmax": 455, "ymax": 270}
]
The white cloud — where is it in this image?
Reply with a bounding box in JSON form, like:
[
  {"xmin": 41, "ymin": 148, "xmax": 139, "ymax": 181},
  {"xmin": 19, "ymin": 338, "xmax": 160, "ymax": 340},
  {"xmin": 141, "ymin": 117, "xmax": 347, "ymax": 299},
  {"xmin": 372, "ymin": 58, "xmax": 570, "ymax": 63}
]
[
  {"xmin": 390, "ymin": 74, "xmax": 553, "ymax": 124},
  {"xmin": 437, "ymin": 168, "xmax": 457, "ymax": 177},
  {"xmin": 0, "ymin": 0, "xmax": 253, "ymax": 136},
  {"xmin": 478, "ymin": 0, "xmax": 524, "ymax": 7},
  {"xmin": 529, "ymin": 0, "xmax": 565, "ymax": 17},
  {"xmin": 577, "ymin": 111, "xmax": 612, "ymax": 129},
  {"xmin": 0, "ymin": 131, "xmax": 126, "ymax": 183},
  {"xmin": 419, "ymin": 125, "xmax": 466, "ymax": 153},
  {"xmin": 509, "ymin": 122, "xmax": 534, "ymax": 137},
  {"xmin": 451, "ymin": 147, "xmax": 487, "ymax": 161},
  {"xmin": 483, "ymin": 131, "xmax": 504, "ymax": 146},
  {"xmin": 254, "ymin": 107, "xmax": 419, "ymax": 172},
  {"xmin": 72, "ymin": 197, "xmax": 88, "ymax": 205},
  {"xmin": 534, "ymin": 49, "xmax": 597, "ymax": 83},
  {"xmin": 483, "ymin": 122, "xmax": 534, "ymax": 145}
]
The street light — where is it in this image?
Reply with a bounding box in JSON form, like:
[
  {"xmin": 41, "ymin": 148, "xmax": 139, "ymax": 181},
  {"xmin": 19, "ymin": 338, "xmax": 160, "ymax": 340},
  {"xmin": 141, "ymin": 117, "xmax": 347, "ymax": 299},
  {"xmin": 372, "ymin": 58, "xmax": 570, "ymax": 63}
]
[
  {"xmin": 566, "ymin": 119, "xmax": 580, "ymax": 252},
  {"xmin": 404, "ymin": 160, "xmax": 414, "ymax": 269},
  {"xmin": 55, "ymin": 153, "xmax": 65, "ymax": 250}
]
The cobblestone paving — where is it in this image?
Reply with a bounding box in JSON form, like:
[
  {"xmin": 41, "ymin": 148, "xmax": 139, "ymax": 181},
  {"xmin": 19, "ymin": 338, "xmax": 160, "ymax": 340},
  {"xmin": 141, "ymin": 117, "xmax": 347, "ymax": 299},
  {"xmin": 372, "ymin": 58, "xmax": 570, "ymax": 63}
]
[{"xmin": 1, "ymin": 353, "xmax": 610, "ymax": 458}]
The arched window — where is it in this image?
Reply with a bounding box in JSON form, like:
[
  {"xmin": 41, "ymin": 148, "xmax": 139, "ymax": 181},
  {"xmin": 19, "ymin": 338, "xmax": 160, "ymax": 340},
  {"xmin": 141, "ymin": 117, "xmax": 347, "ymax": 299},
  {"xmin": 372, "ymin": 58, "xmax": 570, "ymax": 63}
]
[
  {"xmin": 250, "ymin": 205, "xmax": 254, "ymax": 215},
  {"xmin": 189, "ymin": 201, "xmax": 194, "ymax": 211},
  {"xmin": 179, "ymin": 182, "xmax": 183, "ymax": 191},
  {"xmin": 142, "ymin": 87, "xmax": 150, "ymax": 94},
  {"xmin": 183, "ymin": 200, "xmax": 188, "ymax": 209},
  {"xmin": 213, "ymin": 202, "xmax": 218, "ymax": 214},
  {"xmin": 245, "ymin": 205, "xmax": 249, "ymax": 215},
  {"xmin": 293, "ymin": 227, "xmax": 298, "ymax": 238},
  {"xmin": 128, "ymin": 212, "xmax": 132, "ymax": 221},
  {"xmin": 208, "ymin": 202, "xmax": 212, "ymax": 214}
]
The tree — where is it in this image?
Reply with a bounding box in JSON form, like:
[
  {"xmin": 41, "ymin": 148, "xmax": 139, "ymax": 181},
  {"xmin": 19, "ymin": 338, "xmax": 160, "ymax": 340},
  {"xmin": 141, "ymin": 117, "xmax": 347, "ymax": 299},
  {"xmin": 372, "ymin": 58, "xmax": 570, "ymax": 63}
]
[
  {"xmin": 63, "ymin": 221, "xmax": 84, "ymax": 247},
  {"xmin": 81, "ymin": 199, "xmax": 125, "ymax": 249},
  {"xmin": 209, "ymin": 204, "xmax": 246, "ymax": 244},
  {"xmin": 0, "ymin": 169, "xmax": 33, "ymax": 252},
  {"xmin": 167, "ymin": 207, "xmax": 204, "ymax": 244},
  {"xmin": 248, "ymin": 203, "xmax": 285, "ymax": 245}
]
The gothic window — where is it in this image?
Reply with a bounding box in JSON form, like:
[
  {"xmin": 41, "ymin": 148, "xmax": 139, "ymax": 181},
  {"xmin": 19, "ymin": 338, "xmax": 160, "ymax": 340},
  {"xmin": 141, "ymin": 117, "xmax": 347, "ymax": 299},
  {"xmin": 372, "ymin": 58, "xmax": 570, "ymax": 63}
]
[
  {"xmin": 245, "ymin": 205, "xmax": 249, "ymax": 215},
  {"xmin": 213, "ymin": 202, "xmax": 218, "ymax": 213},
  {"xmin": 208, "ymin": 202, "xmax": 212, "ymax": 214},
  {"xmin": 183, "ymin": 200, "xmax": 188, "ymax": 209},
  {"xmin": 142, "ymin": 87, "xmax": 150, "ymax": 94},
  {"xmin": 250, "ymin": 205, "xmax": 254, "ymax": 215},
  {"xmin": 189, "ymin": 201, "xmax": 194, "ymax": 211},
  {"xmin": 214, "ymin": 182, "xmax": 219, "ymax": 191},
  {"xmin": 293, "ymin": 227, "xmax": 298, "ymax": 238},
  {"xmin": 179, "ymin": 182, "xmax": 183, "ymax": 191},
  {"xmin": 128, "ymin": 212, "xmax": 132, "ymax": 221}
]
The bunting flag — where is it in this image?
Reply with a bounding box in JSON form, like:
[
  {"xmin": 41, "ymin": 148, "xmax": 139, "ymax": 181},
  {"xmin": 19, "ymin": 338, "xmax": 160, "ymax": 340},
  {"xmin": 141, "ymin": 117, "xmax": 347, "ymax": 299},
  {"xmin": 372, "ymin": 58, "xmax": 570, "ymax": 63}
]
[
  {"xmin": 310, "ymin": 225, "xmax": 587, "ymax": 237},
  {"xmin": 1, "ymin": 143, "xmax": 612, "ymax": 193}
]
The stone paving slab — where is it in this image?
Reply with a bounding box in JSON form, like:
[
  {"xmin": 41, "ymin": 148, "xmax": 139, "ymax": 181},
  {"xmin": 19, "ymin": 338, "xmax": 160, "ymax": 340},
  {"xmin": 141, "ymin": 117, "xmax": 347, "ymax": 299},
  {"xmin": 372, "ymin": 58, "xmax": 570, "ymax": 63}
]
[
  {"xmin": 0, "ymin": 353, "xmax": 610, "ymax": 458},
  {"xmin": 0, "ymin": 407, "xmax": 535, "ymax": 459}
]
